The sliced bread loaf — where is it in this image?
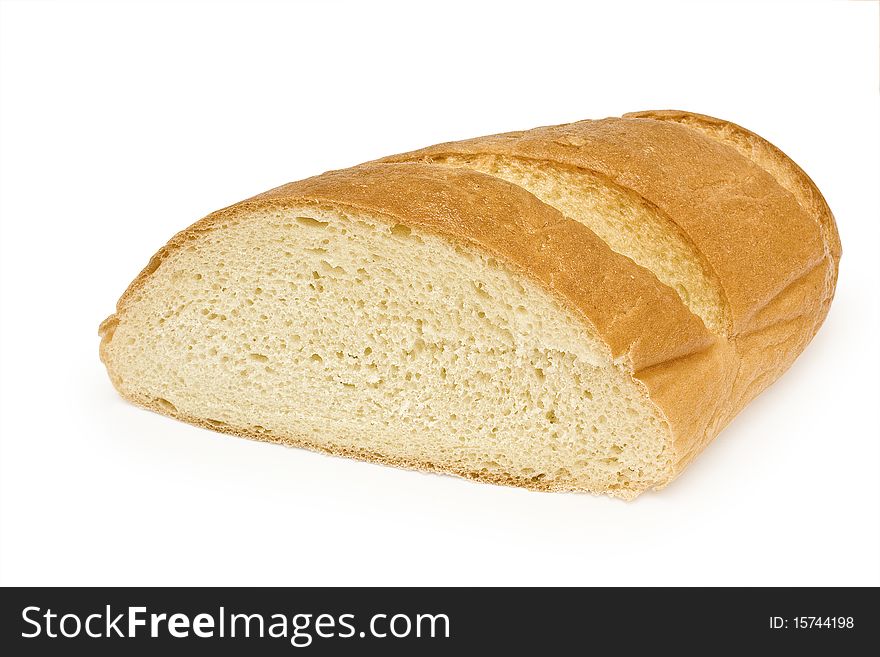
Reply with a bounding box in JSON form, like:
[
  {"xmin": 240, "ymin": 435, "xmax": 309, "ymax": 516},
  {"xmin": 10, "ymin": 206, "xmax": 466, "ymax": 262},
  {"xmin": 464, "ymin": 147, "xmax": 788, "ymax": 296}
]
[{"xmin": 99, "ymin": 111, "xmax": 840, "ymax": 498}]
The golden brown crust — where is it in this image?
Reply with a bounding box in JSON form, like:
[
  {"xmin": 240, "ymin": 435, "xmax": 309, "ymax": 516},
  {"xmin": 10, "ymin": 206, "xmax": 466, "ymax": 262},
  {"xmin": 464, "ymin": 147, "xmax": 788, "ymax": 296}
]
[
  {"xmin": 624, "ymin": 109, "xmax": 841, "ymax": 271},
  {"xmin": 100, "ymin": 111, "xmax": 839, "ymax": 494},
  {"xmin": 377, "ymin": 116, "xmax": 827, "ymax": 338}
]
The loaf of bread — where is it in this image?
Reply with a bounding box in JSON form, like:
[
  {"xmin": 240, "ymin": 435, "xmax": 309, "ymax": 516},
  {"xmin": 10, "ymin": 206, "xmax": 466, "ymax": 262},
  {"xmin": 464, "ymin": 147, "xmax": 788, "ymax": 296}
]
[{"xmin": 99, "ymin": 110, "xmax": 840, "ymax": 499}]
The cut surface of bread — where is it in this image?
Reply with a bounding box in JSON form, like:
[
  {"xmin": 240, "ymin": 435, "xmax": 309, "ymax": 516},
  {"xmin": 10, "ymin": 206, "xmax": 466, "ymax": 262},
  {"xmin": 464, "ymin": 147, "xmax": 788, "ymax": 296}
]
[{"xmin": 100, "ymin": 111, "xmax": 839, "ymax": 499}]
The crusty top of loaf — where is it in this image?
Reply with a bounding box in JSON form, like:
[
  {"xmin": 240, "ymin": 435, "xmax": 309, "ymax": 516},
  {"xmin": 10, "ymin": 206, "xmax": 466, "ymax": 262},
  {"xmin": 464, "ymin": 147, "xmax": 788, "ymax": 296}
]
[
  {"xmin": 377, "ymin": 115, "xmax": 831, "ymax": 338},
  {"xmin": 625, "ymin": 110, "xmax": 841, "ymax": 260}
]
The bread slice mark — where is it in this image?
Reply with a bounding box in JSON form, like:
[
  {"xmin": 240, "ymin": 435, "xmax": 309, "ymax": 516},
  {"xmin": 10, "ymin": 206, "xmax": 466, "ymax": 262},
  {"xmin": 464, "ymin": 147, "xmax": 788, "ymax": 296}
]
[
  {"xmin": 381, "ymin": 118, "xmax": 829, "ymax": 341},
  {"xmin": 100, "ymin": 203, "xmax": 676, "ymax": 498},
  {"xmin": 624, "ymin": 111, "xmax": 839, "ymax": 409},
  {"xmin": 425, "ymin": 153, "xmax": 730, "ymax": 337},
  {"xmin": 737, "ymin": 256, "xmax": 830, "ymax": 336},
  {"xmin": 624, "ymin": 110, "xmax": 841, "ymax": 286}
]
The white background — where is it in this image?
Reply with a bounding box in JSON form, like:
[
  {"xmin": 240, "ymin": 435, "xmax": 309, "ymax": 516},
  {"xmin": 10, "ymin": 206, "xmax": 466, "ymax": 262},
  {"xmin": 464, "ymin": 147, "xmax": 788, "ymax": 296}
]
[{"xmin": 1, "ymin": 0, "xmax": 878, "ymax": 586}]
